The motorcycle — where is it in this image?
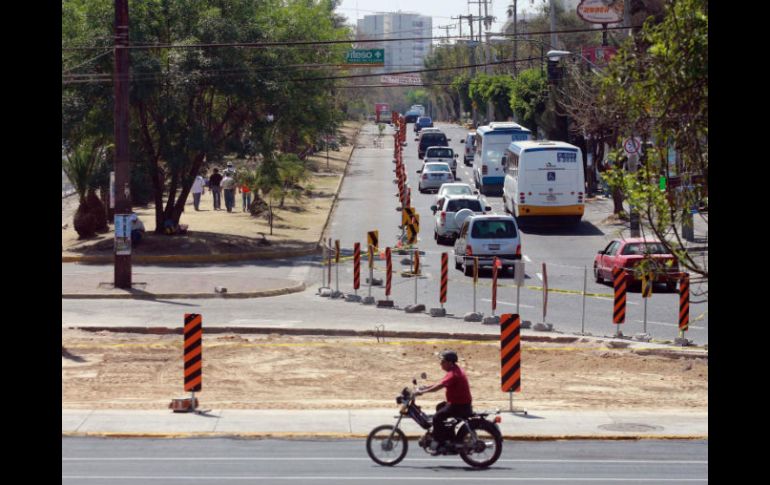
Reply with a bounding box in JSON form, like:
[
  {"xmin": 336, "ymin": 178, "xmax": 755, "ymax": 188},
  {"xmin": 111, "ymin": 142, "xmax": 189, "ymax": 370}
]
[{"xmin": 365, "ymin": 373, "xmax": 503, "ymax": 468}]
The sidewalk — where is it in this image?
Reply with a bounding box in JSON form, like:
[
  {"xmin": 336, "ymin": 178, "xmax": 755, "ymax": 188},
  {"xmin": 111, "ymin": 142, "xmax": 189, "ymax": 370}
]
[
  {"xmin": 62, "ymin": 270, "xmax": 305, "ymax": 299},
  {"xmin": 62, "ymin": 408, "xmax": 707, "ymax": 440}
]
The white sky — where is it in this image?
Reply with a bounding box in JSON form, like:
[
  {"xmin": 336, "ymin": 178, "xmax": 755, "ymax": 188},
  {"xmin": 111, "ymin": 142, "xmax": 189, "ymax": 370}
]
[{"xmin": 335, "ymin": 0, "xmax": 542, "ymax": 40}]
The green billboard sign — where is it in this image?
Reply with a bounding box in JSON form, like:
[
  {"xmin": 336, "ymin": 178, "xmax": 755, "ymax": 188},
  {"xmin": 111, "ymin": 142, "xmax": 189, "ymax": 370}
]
[{"xmin": 345, "ymin": 49, "xmax": 384, "ymax": 65}]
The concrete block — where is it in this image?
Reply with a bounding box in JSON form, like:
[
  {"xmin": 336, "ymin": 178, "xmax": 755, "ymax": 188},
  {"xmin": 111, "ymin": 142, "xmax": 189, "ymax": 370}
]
[
  {"xmin": 533, "ymin": 322, "xmax": 553, "ymax": 332},
  {"xmin": 377, "ymin": 300, "xmax": 395, "ymax": 308},
  {"xmin": 482, "ymin": 315, "xmax": 500, "ymax": 325},
  {"xmin": 521, "ymin": 320, "xmax": 532, "ymax": 329},
  {"xmin": 633, "ymin": 333, "xmax": 652, "ymax": 342},
  {"xmin": 330, "ymin": 290, "xmax": 344, "ymax": 299},
  {"xmin": 362, "ymin": 296, "xmax": 376, "ymax": 305},
  {"xmin": 366, "ymin": 277, "xmax": 383, "ymax": 286},
  {"xmin": 345, "ymin": 294, "xmax": 362, "ymax": 303},
  {"xmin": 215, "ymin": 286, "xmax": 227, "ymax": 294},
  {"xmin": 318, "ymin": 288, "xmax": 332, "ymax": 297},
  {"xmin": 405, "ymin": 304, "xmax": 425, "ymax": 313},
  {"xmin": 464, "ymin": 312, "xmax": 483, "ymax": 322},
  {"xmin": 429, "ymin": 308, "xmax": 446, "ymax": 317},
  {"xmin": 674, "ymin": 337, "xmax": 692, "ymax": 347}
]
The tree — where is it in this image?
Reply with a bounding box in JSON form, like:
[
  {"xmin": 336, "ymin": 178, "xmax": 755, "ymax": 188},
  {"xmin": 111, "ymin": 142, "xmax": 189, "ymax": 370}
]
[
  {"xmin": 62, "ymin": 139, "xmax": 110, "ymax": 238},
  {"xmin": 598, "ymin": 0, "xmax": 708, "ymax": 288},
  {"xmin": 62, "ymin": 0, "xmax": 351, "ymax": 233}
]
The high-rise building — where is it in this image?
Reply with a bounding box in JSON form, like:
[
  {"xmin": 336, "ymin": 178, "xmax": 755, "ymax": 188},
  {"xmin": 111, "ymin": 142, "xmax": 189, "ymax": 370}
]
[{"xmin": 356, "ymin": 12, "xmax": 432, "ymax": 73}]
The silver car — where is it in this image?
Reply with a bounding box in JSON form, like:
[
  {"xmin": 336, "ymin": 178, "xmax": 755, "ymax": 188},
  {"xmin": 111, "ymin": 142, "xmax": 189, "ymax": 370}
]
[
  {"xmin": 454, "ymin": 214, "xmax": 522, "ymax": 276},
  {"xmin": 424, "ymin": 146, "xmax": 458, "ymax": 177},
  {"xmin": 418, "ymin": 162, "xmax": 454, "ymax": 193},
  {"xmin": 431, "ymin": 195, "xmax": 491, "ymax": 244}
]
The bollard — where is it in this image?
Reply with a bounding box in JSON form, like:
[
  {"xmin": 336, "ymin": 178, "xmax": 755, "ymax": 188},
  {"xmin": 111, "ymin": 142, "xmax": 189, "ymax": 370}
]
[
  {"xmin": 581, "ymin": 265, "xmax": 587, "ymax": 334},
  {"xmin": 431, "ymin": 253, "xmax": 449, "ymax": 317},
  {"xmin": 363, "ymin": 244, "xmax": 375, "ymax": 305},
  {"xmin": 612, "ymin": 267, "xmax": 627, "ymax": 337},
  {"xmin": 180, "ymin": 313, "xmax": 202, "ymax": 413},
  {"xmin": 641, "ymin": 271, "xmax": 653, "ymax": 334},
  {"xmin": 353, "ymin": 242, "xmax": 361, "ymax": 293},
  {"xmin": 541, "ymin": 262, "xmax": 548, "ymax": 325}
]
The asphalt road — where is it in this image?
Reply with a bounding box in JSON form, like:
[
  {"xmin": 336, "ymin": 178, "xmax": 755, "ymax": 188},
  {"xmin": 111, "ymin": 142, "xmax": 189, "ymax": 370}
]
[
  {"xmin": 61, "ymin": 122, "xmax": 707, "ymax": 345},
  {"xmin": 326, "ymin": 123, "xmax": 708, "ymax": 344},
  {"xmin": 62, "ymin": 437, "xmax": 708, "ymax": 484}
]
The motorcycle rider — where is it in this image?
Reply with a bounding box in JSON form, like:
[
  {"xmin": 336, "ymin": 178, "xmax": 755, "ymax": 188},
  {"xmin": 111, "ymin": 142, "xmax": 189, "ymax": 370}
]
[{"xmin": 414, "ymin": 350, "xmax": 473, "ymax": 451}]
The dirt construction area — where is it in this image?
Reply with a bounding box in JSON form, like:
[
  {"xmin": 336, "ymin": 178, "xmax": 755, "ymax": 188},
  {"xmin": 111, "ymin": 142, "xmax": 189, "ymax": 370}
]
[{"xmin": 62, "ymin": 329, "xmax": 707, "ymax": 412}]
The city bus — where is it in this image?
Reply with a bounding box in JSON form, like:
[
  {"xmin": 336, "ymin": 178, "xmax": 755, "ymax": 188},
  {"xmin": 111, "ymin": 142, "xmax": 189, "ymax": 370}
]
[
  {"xmin": 473, "ymin": 122, "xmax": 532, "ymax": 195},
  {"xmin": 502, "ymin": 140, "xmax": 585, "ymax": 225}
]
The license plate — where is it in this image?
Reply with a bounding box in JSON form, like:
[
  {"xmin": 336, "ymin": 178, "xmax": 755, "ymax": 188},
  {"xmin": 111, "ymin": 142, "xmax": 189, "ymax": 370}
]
[
  {"xmin": 547, "ymin": 195, "xmax": 556, "ymax": 202},
  {"xmin": 488, "ymin": 244, "xmax": 500, "ymax": 250}
]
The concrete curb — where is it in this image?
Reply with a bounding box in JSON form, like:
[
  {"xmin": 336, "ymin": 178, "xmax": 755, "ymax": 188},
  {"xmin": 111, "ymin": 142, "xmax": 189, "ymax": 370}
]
[
  {"xmin": 61, "ymin": 281, "xmax": 306, "ymax": 300},
  {"xmin": 64, "ymin": 325, "xmax": 707, "ymax": 358},
  {"xmin": 61, "ymin": 431, "xmax": 708, "ymax": 441}
]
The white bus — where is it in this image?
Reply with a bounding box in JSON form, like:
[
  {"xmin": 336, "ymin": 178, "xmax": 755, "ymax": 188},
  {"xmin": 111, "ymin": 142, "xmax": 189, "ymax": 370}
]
[
  {"xmin": 502, "ymin": 140, "xmax": 585, "ymax": 225},
  {"xmin": 473, "ymin": 122, "xmax": 532, "ymax": 195}
]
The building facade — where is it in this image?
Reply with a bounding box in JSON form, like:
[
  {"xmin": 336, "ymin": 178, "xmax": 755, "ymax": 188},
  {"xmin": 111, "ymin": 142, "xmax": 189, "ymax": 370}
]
[{"xmin": 356, "ymin": 12, "xmax": 432, "ymax": 73}]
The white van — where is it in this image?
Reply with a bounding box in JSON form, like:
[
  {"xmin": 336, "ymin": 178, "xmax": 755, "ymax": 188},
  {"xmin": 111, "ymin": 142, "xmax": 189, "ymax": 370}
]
[
  {"xmin": 502, "ymin": 140, "xmax": 585, "ymax": 225},
  {"xmin": 473, "ymin": 122, "xmax": 532, "ymax": 195}
]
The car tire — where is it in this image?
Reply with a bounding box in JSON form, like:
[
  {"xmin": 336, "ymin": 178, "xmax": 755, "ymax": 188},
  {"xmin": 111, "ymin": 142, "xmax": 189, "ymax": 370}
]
[
  {"xmin": 666, "ymin": 281, "xmax": 677, "ymax": 292},
  {"xmin": 455, "ymin": 257, "xmax": 463, "ymax": 271},
  {"xmin": 594, "ymin": 264, "xmax": 603, "ymax": 284},
  {"xmin": 463, "ymin": 261, "xmax": 474, "ymax": 277}
]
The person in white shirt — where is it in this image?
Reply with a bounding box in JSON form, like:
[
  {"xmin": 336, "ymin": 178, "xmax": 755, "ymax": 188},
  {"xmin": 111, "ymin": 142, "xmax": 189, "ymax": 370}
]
[{"xmin": 191, "ymin": 174, "xmax": 205, "ymax": 211}]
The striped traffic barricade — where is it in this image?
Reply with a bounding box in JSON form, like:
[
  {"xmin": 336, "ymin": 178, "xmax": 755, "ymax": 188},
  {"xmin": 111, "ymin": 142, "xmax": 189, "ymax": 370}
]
[
  {"xmin": 377, "ymin": 247, "xmax": 394, "ymax": 307},
  {"xmin": 500, "ymin": 313, "xmax": 526, "ymax": 414},
  {"xmin": 170, "ymin": 313, "xmax": 203, "ymax": 413},
  {"xmin": 431, "ymin": 253, "xmax": 449, "ymax": 317},
  {"xmin": 678, "ymin": 273, "xmax": 689, "ymax": 338},
  {"xmin": 612, "ymin": 267, "xmax": 627, "ymax": 336}
]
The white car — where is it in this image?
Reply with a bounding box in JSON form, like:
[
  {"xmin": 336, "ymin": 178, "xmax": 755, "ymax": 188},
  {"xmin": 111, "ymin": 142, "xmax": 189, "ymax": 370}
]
[
  {"xmin": 453, "ymin": 214, "xmax": 522, "ymax": 276},
  {"xmin": 435, "ymin": 182, "xmax": 477, "ymax": 202},
  {"xmin": 431, "ymin": 195, "xmax": 491, "ymax": 244},
  {"xmin": 463, "ymin": 131, "xmax": 476, "ymax": 166},
  {"xmin": 418, "ymin": 162, "xmax": 454, "ymax": 193},
  {"xmin": 424, "ymin": 146, "xmax": 458, "ymax": 177}
]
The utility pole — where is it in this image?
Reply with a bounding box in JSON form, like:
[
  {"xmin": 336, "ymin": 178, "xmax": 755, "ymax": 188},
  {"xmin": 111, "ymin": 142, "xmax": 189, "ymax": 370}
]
[
  {"xmin": 550, "ymin": 0, "xmax": 558, "ymax": 50},
  {"xmin": 438, "ymin": 24, "xmax": 456, "ymax": 44},
  {"xmin": 113, "ymin": 0, "xmax": 132, "ymax": 289},
  {"xmin": 512, "ymin": 0, "xmax": 518, "ymax": 76}
]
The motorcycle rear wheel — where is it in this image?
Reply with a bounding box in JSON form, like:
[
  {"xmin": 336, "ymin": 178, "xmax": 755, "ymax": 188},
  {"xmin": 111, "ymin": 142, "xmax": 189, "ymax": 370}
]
[
  {"xmin": 457, "ymin": 419, "xmax": 503, "ymax": 468},
  {"xmin": 366, "ymin": 424, "xmax": 408, "ymax": 466}
]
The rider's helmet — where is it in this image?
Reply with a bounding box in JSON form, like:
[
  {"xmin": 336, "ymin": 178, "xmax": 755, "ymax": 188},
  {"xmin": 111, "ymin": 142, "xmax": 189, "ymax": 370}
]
[{"xmin": 440, "ymin": 350, "xmax": 458, "ymax": 363}]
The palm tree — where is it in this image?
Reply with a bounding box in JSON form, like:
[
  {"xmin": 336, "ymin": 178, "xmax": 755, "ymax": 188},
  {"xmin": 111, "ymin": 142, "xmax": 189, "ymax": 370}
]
[{"xmin": 62, "ymin": 140, "xmax": 109, "ymax": 238}]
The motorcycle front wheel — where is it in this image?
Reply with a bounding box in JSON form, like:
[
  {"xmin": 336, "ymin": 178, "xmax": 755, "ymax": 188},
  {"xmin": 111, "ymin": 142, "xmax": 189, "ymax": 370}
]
[
  {"xmin": 366, "ymin": 424, "xmax": 408, "ymax": 466},
  {"xmin": 457, "ymin": 419, "xmax": 503, "ymax": 468}
]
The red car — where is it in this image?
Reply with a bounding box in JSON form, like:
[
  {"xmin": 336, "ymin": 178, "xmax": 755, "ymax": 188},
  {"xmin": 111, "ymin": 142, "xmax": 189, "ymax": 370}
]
[{"xmin": 593, "ymin": 238, "xmax": 680, "ymax": 291}]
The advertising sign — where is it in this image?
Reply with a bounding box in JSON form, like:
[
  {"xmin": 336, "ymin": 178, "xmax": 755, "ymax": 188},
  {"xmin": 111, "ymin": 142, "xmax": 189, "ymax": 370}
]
[
  {"xmin": 380, "ymin": 73, "xmax": 422, "ymax": 86},
  {"xmin": 577, "ymin": 0, "xmax": 624, "ymax": 24},
  {"xmin": 114, "ymin": 214, "xmax": 132, "ymax": 255},
  {"xmin": 581, "ymin": 46, "xmax": 618, "ymax": 66}
]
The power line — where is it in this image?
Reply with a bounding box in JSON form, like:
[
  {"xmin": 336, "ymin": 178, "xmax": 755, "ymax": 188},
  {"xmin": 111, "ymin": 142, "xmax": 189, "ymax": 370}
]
[{"xmin": 62, "ymin": 24, "xmax": 640, "ymax": 51}]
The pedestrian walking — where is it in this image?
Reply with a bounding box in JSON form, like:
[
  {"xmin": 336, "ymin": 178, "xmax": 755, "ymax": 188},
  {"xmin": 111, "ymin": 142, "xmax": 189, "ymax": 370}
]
[
  {"xmin": 222, "ymin": 171, "xmax": 237, "ymax": 212},
  {"xmin": 224, "ymin": 161, "xmax": 236, "ymax": 177},
  {"xmin": 239, "ymin": 183, "xmax": 252, "ymax": 212},
  {"xmin": 191, "ymin": 173, "xmax": 205, "ymax": 211},
  {"xmin": 208, "ymin": 168, "xmax": 223, "ymax": 210}
]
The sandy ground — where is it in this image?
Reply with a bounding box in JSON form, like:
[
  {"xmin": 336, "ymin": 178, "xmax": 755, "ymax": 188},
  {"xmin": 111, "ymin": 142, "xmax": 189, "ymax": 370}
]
[
  {"xmin": 61, "ymin": 122, "xmax": 364, "ymax": 256},
  {"xmin": 62, "ymin": 330, "xmax": 707, "ymax": 412}
]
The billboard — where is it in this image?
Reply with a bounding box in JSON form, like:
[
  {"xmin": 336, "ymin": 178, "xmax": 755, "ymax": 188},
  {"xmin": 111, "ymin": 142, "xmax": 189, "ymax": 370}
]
[{"xmin": 577, "ymin": 0, "xmax": 624, "ymax": 24}]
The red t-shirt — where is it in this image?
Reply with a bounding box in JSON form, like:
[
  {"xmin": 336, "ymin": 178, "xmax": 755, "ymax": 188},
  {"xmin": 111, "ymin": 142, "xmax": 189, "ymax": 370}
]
[{"xmin": 440, "ymin": 365, "xmax": 472, "ymax": 404}]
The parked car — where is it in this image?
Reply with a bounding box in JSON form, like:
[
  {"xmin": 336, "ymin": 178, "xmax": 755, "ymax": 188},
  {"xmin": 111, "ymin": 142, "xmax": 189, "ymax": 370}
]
[
  {"xmin": 454, "ymin": 214, "xmax": 522, "ymax": 276},
  {"xmin": 435, "ymin": 182, "xmax": 477, "ymax": 202},
  {"xmin": 416, "ymin": 131, "xmax": 450, "ymax": 159},
  {"xmin": 593, "ymin": 238, "xmax": 680, "ymax": 291},
  {"xmin": 431, "ymin": 195, "xmax": 491, "ymax": 244},
  {"xmin": 463, "ymin": 131, "xmax": 476, "ymax": 166},
  {"xmin": 418, "ymin": 162, "xmax": 454, "ymax": 193},
  {"xmin": 423, "ymin": 146, "xmax": 458, "ymax": 177},
  {"xmin": 414, "ymin": 116, "xmax": 433, "ymax": 133}
]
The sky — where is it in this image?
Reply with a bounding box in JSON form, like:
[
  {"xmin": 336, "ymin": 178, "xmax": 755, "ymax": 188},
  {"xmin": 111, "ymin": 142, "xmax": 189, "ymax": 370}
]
[{"xmin": 335, "ymin": 0, "xmax": 542, "ymax": 39}]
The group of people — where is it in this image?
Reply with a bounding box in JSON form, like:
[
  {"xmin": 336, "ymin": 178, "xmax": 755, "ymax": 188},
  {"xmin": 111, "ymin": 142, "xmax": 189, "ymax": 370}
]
[{"xmin": 191, "ymin": 161, "xmax": 252, "ymax": 213}]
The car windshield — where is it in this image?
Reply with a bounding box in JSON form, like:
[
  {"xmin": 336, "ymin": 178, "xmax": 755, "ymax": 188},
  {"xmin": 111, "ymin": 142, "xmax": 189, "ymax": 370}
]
[
  {"xmin": 446, "ymin": 199, "xmax": 483, "ymax": 212},
  {"xmin": 425, "ymin": 164, "xmax": 450, "ymax": 172},
  {"xmin": 621, "ymin": 243, "xmax": 670, "ymax": 255},
  {"xmin": 442, "ymin": 186, "xmax": 472, "ymax": 196},
  {"xmin": 471, "ymin": 220, "xmax": 517, "ymax": 239},
  {"xmin": 428, "ymin": 149, "xmax": 453, "ymax": 158},
  {"xmin": 422, "ymin": 135, "xmax": 447, "ymax": 145}
]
